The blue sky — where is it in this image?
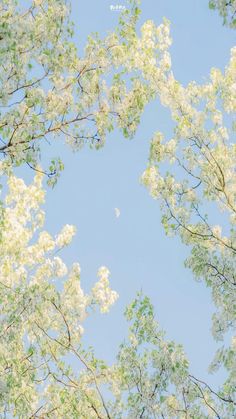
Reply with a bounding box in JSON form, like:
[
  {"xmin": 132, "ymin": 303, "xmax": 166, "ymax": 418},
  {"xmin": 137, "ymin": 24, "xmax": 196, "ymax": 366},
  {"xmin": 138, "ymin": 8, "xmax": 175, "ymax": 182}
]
[{"xmin": 18, "ymin": 0, "xmax": 236, "ymax": 387}]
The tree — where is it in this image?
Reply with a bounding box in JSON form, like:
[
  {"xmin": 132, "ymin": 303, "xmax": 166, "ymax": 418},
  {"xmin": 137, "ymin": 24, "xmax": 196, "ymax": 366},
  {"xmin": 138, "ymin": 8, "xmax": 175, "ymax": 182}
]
[
  {"xmin": 0, "ymin": 173, "xmax": 119, "ymax": 417},
  {"xmin": 109, "ymin": 294, "xmax": 235, "ymax": 418},
  {"xmin": 139, "ymin": 18, "xmax": 235, "ymax": 336},
  {"xmin": 209, "ymin": 0, "xmax": 236, "ymax": 27},
  {"xmin": 137, "ymin": 16, "xmax": 236, "ymax": 415},
  {"xmin": 0, "ymin": 172, "xmax": 234, "ymax": 417},
  {"xmin": 0, "ymin": 0, "xmax": 150, "ymax": 185},
  {"xmin": 1, "ymin": 175, "xmax": 234, "ymax": 417},
  {"xmin": 0, "ymin": 1, "xmax": 235, "ymax": 418}
]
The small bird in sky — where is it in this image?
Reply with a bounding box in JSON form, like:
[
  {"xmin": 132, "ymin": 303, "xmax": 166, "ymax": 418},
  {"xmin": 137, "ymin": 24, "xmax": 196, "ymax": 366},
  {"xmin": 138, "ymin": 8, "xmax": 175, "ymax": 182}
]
[{"xmin": 114, "ymin": 207, "xmax": 120, "ymax": 218}]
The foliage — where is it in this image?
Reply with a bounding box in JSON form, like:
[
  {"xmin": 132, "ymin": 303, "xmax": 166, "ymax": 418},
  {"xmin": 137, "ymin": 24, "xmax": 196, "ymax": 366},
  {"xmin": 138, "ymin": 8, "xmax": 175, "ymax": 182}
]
[
  {"xmin": 131, "ymin": 14, "xmax": 236, "ymax": 416},
  {"xmin": 0, "ymin": 0, "xmax": 235, "ymax": 418},
  {"xmin": 209, "ymin": 0, "xmax": 236, "ymax": 28},
  {"xmin": 139, "ymin": 17, "xmax": 236, "ymax": 370},
  {"xmin": 0, "ymin": 181, "xmax": 234, "ymax": 419},
  {"xmin": 0, "ymin": 174, "xmax": 118, "ymax": 417},
  {"xmin": 110, "ymin": 294, "xmax": 235, "ymax": 418},
  {"xmin": 0, "ymin": 0, "xmax": 150, "ymax": 185}
]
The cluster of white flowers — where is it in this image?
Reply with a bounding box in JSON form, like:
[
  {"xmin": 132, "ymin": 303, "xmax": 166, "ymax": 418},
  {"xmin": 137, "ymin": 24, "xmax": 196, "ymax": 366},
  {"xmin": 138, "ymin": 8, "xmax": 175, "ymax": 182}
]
[
  {"xmin": 46, "ymin": 89, "xmax": 74, "ymax": 118},
  {"xmin": 141, "ymin": 20, "xmax": 156, "ymax": 49},
  {"xmin": 141, "ymin": 166, "xmax": 159, "ymax": 199},
  {"xmin": 38, "ymin": 231, "xmax": 55, "ymax": 252},
  {"xmin": 212, "ymin": 225, "xmax": 222, "ymax": 239},
  {"xmin": 56, "ymin": 224, "xmax": 76, "ymax": 247},
  {"xmin": 212, "ymin": 110, "xmax": 223, "ymax": 125},
  {"xmin": 92, "ymin": 266, "xmax": 119, "ymax": 313},
  {"xmin": 53, "ymin": 256, "xmax": 68, "ymax": 277},
  {"xmin": 63, "ymin": 263, "xmax": 88, "ymax": 322}
]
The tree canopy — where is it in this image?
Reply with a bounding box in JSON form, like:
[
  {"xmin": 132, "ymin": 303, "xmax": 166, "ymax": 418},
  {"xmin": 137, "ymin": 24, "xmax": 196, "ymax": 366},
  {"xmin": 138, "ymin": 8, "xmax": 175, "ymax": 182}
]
[
  {"xmin": 0, "ymin": 1, "xmax": 235, "ymax": 418},
  {"xmin": 0, "ymin": 0, "xmax": 149, "ymax": 185}
]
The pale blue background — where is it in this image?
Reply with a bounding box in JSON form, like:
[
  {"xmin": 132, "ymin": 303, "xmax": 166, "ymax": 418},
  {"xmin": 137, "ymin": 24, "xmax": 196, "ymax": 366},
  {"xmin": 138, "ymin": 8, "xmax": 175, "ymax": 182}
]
[{"xmin": 18, "ymin": 0, "xmax": 236, "ymax": 387}]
